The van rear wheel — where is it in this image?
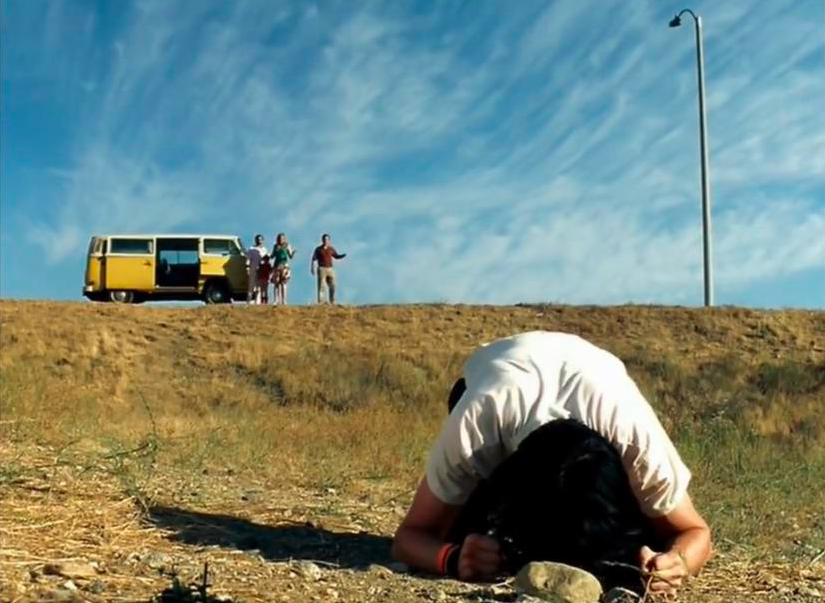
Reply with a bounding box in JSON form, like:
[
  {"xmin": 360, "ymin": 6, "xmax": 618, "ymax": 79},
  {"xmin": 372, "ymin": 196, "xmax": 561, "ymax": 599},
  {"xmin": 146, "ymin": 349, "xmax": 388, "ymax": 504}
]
[
  {"xmin": 109, "ymin": 290, "xmax": 135, "ymax": 304},
  {"xmin": 204, "ymin": 282, "xmax": 230, "ymax": 304}
]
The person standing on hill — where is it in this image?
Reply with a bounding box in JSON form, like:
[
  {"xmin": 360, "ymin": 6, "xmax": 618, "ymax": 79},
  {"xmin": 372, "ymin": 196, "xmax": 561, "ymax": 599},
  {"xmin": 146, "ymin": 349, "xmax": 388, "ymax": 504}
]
[
  {"xmin": 271, "ymin": 233, "xmax": 296, "ymax": 305},
  {"xmin": 392, "ymin": 331, "xmax": 712, "ymax": 596},
  {"xmin": 246, "ymin": 234, "xmax": 268, "ymax": 304},
  {"xmin": 311, "ymin": 233, "xmax": 346, "ymax": 304},
  {"xmin": 257, "ymin": 252, "xmax": 272, "ymax": 304}
]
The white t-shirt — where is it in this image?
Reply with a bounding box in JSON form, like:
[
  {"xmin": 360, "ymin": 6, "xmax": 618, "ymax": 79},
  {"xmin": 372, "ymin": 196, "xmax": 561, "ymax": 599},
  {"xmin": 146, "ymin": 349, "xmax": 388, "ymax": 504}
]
[
  {"xmin": 425, "ymin": 331, "xmax": 691, "ymax": 517},
  {"xmin": 247, "ymin": 245, "xmax": 267, "ymax": 273}
]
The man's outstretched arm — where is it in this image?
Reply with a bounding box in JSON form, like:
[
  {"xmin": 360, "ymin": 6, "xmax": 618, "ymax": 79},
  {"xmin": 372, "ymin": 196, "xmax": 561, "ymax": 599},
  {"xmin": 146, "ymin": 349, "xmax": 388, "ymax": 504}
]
[
  {"xmin": 392, "ymin": 478, "xmax": 503, "ymax": 581},
  {"xmin": 640, "ymin": 493, "xmax": 712, "ymax": 595}
]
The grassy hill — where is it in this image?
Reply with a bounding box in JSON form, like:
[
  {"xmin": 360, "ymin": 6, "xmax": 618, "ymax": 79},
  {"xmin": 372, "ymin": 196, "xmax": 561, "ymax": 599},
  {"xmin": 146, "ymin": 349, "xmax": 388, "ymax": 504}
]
[{"xmin": 1, "ymin": 301, "xmax": 824, "ymax": 602}]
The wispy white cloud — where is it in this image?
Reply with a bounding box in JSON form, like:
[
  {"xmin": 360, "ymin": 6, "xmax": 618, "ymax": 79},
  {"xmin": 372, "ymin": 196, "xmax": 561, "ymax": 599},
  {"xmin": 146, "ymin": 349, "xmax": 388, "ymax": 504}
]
[{"xmin": 1, "ymin": 0, "xmax": 823, "ymax": 305}]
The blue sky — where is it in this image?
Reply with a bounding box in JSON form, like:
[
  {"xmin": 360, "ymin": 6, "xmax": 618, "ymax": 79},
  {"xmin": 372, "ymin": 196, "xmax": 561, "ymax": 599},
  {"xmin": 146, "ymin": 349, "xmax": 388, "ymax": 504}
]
[{"xmin": 1, "ymin": 0, "xmax": 823, "ymax": 307}]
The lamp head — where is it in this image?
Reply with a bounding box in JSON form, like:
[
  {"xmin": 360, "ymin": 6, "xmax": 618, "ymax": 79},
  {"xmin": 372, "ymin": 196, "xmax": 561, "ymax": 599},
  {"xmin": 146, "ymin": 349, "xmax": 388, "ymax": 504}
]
[{"xmin": 669, "ymin": 15, "xmax": 682, "ymax": 28}]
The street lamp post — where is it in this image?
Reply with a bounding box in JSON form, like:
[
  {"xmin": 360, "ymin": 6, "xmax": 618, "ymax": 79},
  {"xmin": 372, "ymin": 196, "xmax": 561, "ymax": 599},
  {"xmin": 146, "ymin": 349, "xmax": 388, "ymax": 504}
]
[{"xmin": 670, "ymin": 9, "xmax": 714, "ymax": 307}]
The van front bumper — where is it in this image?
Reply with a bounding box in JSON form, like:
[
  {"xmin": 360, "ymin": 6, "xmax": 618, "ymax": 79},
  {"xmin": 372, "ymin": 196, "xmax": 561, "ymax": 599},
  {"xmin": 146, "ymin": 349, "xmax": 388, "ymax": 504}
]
[{"xmin": 83, "ymin": 285, "xmax": 95, "ymax": 293}]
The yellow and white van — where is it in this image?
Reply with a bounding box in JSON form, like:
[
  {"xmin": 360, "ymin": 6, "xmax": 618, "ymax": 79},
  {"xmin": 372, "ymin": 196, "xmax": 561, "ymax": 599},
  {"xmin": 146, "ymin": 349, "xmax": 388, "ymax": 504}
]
[{"xmin": 83, "ymin": 234, "xmax": 249, "ymax": 304}]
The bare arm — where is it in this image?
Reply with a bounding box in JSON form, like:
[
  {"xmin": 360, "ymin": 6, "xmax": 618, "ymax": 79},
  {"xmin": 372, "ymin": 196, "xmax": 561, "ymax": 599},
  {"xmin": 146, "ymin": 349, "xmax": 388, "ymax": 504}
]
[
  {"xmin": 392, "ymin": 478, "xmax": 503, "ymax": 581},
  {"xmin": 640, "ymin": 493, "xmax": 712, "ymax": 595},
  {"xmin": 392, "ymin": 478, "xmax": 459, "ymax": 572}
]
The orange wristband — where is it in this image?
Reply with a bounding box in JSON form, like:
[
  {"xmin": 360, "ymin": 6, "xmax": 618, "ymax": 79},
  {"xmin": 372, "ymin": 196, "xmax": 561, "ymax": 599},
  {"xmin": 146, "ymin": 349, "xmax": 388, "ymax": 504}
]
[{"xmin": 436, "ymin": 543, "xmax": 457, "ymax": 575}]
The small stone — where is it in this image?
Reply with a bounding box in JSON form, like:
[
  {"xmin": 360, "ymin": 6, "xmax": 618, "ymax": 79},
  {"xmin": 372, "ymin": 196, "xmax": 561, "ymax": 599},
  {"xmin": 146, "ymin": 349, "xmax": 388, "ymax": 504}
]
[
  {"xmin": 142, "ymin": 551, "xmax": 172, "ymax": 570},
  {"xmin": 43, "ymin": 561, "xmax": 98, "ymax": 580},
  {"xmin": 515, "ymin": 596, "xmax": 546, "ymax": 603},
  {"xmin": 293, "ymin": 560, "xmax": 322, "ymax": 581},
  {"xmin": 603, "ymin": 587, "xmax": 639, "ymax": 602},
  {"xmin": 86, "ymin": 580, "xmax": 107, "ymax": 594},
  {"xmin": 367, "ymin": 564, "xmax": 393, "ymax": 578},
  {"xmin": 515, "ymin": 562, "xmax": 602, "ymax": 603},
  {"xmin": 62, "ymin": 580, "xmax": 77, "ymax": 591}
]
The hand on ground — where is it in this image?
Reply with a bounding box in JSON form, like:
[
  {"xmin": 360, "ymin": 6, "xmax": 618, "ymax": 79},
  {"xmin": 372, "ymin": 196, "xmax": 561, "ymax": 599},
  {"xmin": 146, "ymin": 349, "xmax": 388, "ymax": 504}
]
[
  {"xmin": 458, "ymin": 534, "xmax": 503, "ymax": 582},
  {"xmin": 639, "ymin": 545, "xmax": 688, "ymax": 596}
]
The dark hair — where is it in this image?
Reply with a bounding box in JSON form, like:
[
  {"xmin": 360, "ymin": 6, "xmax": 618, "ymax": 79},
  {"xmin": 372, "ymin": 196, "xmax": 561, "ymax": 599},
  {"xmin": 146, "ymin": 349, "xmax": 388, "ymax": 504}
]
[
  {"xmin": 255, "ymin": 234, "xmax": 263, "ymax": 243},
  {"xmin": 450, "ymin": 419, "xmax": 660, "ymax": 591},
  {"xmin": 322, "ymin": 233, "xmax": 330, "ymax": 241}
]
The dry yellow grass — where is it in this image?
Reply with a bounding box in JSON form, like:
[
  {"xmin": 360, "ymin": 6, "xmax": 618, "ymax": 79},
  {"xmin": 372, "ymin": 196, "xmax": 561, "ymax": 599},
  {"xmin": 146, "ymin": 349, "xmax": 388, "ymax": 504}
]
[{"xmin": 1, "ymin": 301, "xmax": 824, "ymax": 602}]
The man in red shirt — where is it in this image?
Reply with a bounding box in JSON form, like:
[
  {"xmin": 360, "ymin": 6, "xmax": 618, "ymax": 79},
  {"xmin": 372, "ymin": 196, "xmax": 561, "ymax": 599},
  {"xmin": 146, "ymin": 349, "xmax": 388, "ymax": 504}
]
[{"xmin": 311, "ymin": 234, "xmax": 346, "ymax": 303}]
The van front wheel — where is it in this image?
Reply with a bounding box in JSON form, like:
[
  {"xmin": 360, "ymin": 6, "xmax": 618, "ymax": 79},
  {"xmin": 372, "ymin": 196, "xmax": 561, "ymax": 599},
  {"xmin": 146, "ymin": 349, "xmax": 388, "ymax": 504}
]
[
  {"xmin": 109, "ymin": 290, "xmax": 135, "ymax": 304},
  {"xmin": 203, "ymin": 282, "xmax": 230, "ymax": 304}
]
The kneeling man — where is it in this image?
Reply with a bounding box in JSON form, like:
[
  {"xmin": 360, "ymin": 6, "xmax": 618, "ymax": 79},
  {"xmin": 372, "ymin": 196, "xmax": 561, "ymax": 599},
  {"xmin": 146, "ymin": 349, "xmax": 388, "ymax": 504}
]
[{"xmin": 392, "ymin": 331, "xmax": 711, "ymax": 595}]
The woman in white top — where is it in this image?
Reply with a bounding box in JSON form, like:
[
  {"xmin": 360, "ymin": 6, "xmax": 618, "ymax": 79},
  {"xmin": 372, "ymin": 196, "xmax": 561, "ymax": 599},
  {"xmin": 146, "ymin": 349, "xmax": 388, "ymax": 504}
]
[{"xmin": 392, "ymin": 332, "xmax": 711, "ymax": 595}]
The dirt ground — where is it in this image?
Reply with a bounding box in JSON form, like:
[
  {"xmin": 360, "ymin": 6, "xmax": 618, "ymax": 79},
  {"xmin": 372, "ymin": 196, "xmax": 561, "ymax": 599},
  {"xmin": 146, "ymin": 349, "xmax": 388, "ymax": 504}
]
[
  {"xmin": 1, "ymin": 301, "xmax": 824, "ymax": 602},
  {"xmin": 2, "ymin": 441, "xmax": 823, "ymax": 603}
]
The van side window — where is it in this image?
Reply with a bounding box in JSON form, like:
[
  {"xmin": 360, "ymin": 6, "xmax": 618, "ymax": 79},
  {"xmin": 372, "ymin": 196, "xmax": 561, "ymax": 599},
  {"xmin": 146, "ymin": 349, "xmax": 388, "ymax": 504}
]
[
  {"xmin": 203, "ymin": 239, "xmax": 238, "ymax": 256},
  {"xmin": 110, "ymin": 238, "xmax": 153, "ymax": 255}
]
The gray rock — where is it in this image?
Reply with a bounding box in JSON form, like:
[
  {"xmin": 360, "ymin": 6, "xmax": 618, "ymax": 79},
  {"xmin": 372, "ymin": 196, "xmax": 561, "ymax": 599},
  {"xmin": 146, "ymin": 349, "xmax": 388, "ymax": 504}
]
[
  {"xmin": 367, "ymin": 564, "xmax": 394, "ymax": 578},
  {"xmin": 86, "ymin": 580, "xmax": 107, "ymax": 594},
  {"xmin": 62, "ymin": 580, "xmax": 78, "ymax": 591},
  {"xmin": 293, "ymin": 560, "xmax": 322, "ymax": 581},
  {"xmin": 142, "ymin": 551, "xmax": 173, "ymax": 571},
  {"xmin": 515, "ymin": 562, "xmax": 602, "ymax": 603}
]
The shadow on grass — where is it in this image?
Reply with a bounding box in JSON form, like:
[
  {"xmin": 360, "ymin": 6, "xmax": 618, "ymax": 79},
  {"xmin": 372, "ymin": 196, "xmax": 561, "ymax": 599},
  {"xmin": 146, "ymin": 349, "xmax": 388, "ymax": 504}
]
[{"xmin": 149, "ymin": 505, "xmax": 393, "ymax": 570}]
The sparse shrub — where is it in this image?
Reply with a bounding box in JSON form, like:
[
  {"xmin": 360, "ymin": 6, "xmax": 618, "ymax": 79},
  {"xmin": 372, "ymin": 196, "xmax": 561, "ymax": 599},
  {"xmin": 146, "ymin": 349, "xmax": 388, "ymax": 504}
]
[{"xmin": 754, "ymin": 360, "xmax": 824, "ymax": 395}]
